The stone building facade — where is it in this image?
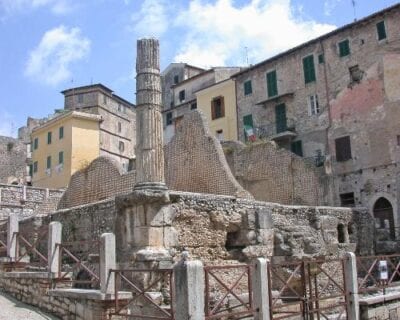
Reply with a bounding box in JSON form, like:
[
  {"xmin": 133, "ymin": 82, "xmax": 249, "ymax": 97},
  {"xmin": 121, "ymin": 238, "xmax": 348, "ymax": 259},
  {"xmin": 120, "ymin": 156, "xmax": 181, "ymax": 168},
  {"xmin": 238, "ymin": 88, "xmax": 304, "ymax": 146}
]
[
  {"xmin": 0, "ymin": 136, "xmax": 27, "ymax": 184},
  {"xmin": 233, "ymin": 4, "xmax": 400, "ymax": 247},
  {"xmin": 62, "ymin": 84, "xmax": 136, "ymax": 171}
]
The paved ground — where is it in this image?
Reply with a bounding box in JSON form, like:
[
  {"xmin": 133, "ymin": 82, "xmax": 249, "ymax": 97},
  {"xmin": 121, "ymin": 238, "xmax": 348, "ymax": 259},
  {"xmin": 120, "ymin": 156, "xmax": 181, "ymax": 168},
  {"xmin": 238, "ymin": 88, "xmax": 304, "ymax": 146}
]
[{"xmin": 0, "ymin": 291, "xmax": 59, "ymax": 320}]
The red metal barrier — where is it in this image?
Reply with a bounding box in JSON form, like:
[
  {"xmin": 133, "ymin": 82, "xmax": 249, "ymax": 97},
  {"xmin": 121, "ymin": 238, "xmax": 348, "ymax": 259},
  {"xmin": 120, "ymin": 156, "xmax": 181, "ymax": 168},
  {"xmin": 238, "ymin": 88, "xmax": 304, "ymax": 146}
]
[{"xmin": 204, "ymin": 264, "xmax": 254, "ymax": 320}]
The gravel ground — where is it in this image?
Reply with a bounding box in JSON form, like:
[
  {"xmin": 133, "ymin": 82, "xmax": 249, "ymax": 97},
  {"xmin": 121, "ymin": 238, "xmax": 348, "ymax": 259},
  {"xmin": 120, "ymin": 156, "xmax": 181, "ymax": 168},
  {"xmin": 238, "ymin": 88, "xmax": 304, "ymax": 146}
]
[{"xmin": 0, "ymin": 291, "xmax": 59, "ymax": 320}]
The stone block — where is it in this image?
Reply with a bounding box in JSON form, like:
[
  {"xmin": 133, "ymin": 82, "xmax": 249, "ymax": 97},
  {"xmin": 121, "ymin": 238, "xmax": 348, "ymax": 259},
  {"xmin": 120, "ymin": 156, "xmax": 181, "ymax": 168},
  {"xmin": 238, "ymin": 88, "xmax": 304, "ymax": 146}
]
[
  {"xmin": 256, "ymin": 208, "xmax": 273, "ymax": 229},
  {"xmin": 133, "ymin": 227, "xmax": 163, "ymax": 246},
  {"xmin": 150, "ymin": 205, "xmax": 176, "ymax": 226}
]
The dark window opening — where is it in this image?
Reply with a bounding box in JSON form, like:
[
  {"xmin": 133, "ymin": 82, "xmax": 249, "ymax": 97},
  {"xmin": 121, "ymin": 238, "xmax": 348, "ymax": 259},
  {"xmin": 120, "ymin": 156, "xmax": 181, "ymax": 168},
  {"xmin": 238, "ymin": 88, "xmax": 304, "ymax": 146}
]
[
  {"xmin": 376, "ymin": 21, "xmax": 387, "ymax": 41},
  {"xmin": 244, "ymin": 80, "xmax": 252, "ymax": 95},
  {"xmin": 337, "ymin": 224, "xmax": 346, "ymax": 243},
  {"xmin": 397, "ymin": 135, "xmax": 400, "ymax": 146},
  {"xmin": 119, "ymin": 141, "xmax": 125, "ymax": 153},
  {"xmin": 190, "ymin": 102, "xmax": 197, "ymax": 110},
  {"xmin": 318, "ymin": 54, "xmax": 324, "ymax": 64},
  {"xmin": 225, "ymin": 231, "xmax": 246, "ymax": 261},
  {"xmin": 58, "ymin": 151, "xmax": 64, "ymax": 165},
  {"xmin": 166, "ymin": 112, "xmax": 173, "ymax": 125},
  {"xmin": 128, "ymin": 159, "xmax": 135, "ymax": 171},
  {"xmin": 338, "ymin": 39, "xmax": 350, "ymax": 57},
  {"xmin": 47, "ymin": 132, "xmax": 52, "ymax": 144},
  {"xmin": 349, "ymin": 65, "xmax": 363, "ymax": 83},
  {"xmin": 59, "ymin": 126, "xmax": 64, "ymax": 139},
  {"xmin": 291, "ymin": 140, "xmax": 303, "ymax": 157},
  {"xmin": 33, "ymin": 161, "xmax": 38, "ymax": 173},
  {"xmin": 179, "ymin": 90, "xmax": 185, "ymax": 102},
  {"xmin": 211, "ymin": 96, "xmax": 225, "ymax": 120},
  {"xmin": 266, "ymin": 70, "xmax": 278, "ymax": 97},
  {"xmin": 340, "ymin": 192, "xmax": 355, "ymax": 207},
  {"xmin": 335, "ymin": 136, "xmax": 351, "ymax": 162},
  {"xmin": 46, "ymin": 156, "xmax": 51, "ymax": 169},
  {"xmin": 173, "ymin": 75, "xmax": 179, "ymax": 84},
  {"xmin": 374, "ymin": 197, "xmax": 395, "ymax": 240},
  {"xmin": 6, "ymin": 142, "xmax": 14, "ymax": 151},
  {"xmin": 34, "ymin": 138, "xmax": 38, "ymax": 150}
]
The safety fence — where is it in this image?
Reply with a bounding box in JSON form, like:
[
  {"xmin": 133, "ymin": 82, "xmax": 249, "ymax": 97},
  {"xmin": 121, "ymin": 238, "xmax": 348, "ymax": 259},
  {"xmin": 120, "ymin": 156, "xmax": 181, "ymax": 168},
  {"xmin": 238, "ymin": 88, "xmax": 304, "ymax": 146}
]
[{"xmin": 268, "ymin": 258, "xmax": 348, "ymax": 320}]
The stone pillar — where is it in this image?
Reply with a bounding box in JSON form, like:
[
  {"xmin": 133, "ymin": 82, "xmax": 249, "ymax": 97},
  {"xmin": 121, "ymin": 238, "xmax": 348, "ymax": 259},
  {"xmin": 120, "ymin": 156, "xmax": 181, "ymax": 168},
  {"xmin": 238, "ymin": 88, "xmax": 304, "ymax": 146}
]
[
  {"xmin": 48, "ymin": 222, "xmax": 62, "ymax": 274},
  {"xmin": 7, "ymin": 213, "xmax": 18, "ymax": 261},
  {"xmin": 253, "ymin": 258, "xmax": 270, "ymax": 320},
  {"xmin": 174, "ymin": 260, "xmax": 205, "ymax": 320},
  {"xmin": 100, "ymin": 233, "xmax": 116, "ymax": 294},
  {"xmin": 134, "ymin": 38, "xmax": 167, "ymax": 191},
  {"xmin": 344, "ymin": 252, "xmax": 359, "ymax": 320}
]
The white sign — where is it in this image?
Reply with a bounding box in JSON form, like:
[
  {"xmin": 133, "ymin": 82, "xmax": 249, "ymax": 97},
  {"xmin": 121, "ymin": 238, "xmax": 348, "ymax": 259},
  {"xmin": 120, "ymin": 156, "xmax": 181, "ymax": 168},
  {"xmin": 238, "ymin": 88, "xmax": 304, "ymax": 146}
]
[{"xmin": 378, "ymin": 260, "xmax": 388, "ymax": 280}]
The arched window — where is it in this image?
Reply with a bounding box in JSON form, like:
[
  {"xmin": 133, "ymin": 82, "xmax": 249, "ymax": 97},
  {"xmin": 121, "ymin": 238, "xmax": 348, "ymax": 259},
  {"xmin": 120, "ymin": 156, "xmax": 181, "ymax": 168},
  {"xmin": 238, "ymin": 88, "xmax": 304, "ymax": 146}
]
[{"xmin": 373, "ymin": 197, "xmax": 395, "ymax": 240}]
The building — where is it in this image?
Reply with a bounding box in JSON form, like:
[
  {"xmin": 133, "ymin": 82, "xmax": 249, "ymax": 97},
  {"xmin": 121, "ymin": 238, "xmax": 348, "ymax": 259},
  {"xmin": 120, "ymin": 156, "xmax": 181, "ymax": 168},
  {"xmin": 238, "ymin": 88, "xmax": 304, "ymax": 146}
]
[
  {"xmin": 30, "ymin": 111, "xmax": 102, "ymax": 189},
  {"xmin": 0, "ymin": 135, "xmax": 27, "ymax": 185},
  {"xmin": 195, "ymin": 78, "xmax": 238, "ymax": 141},
  {"xmin": 161, "ymin": 66, "xmax": 240, "ymax": 143},
  {"xmin": 232, "ymin": 3, "xmax": 400, "ymax": 243},
  {"xmin": 62, "ymin": 84, "xmax": 136, "ymax": 169}
]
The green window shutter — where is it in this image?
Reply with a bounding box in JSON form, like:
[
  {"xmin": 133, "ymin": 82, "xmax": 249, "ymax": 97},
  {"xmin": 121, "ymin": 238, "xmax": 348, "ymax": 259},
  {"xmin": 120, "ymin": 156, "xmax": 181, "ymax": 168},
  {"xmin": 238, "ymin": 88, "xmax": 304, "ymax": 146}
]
[
  {"xmin": 318, "ymin": 53, "xmax": 324, "ymax": 64},
  {"xmin": 34, "ymin": 138, "xmax": 38, "ymax": 150},
  {"xmin": 47, "ymin": 156, "xmax": 51, "ymax": 169},
  {"xmin": 266, "ymin": 70, "xmax": 278, "ymax": 97},
  {"xmin": 244, "ymin": 80, "xmax": 252, "ymax": 95},
  {"xmin": 29, "ymin": 164, "xmax": 33, "ymax": 176},
  {"xmin": 243, "ymin": 114, "xmax": 253, "ymax": 127},
  {"xmin": 291, "ymin": 140, "xmax": 303, "ymax": 157},
  {"xmin": 275, "ymin": 104, "xmax": 287, "ymax": 133},
  {"xmin": 59, "ymin": 151, "xmax": 64, "ymax": 164},
  {"xmin": 47, "ymin": 132, "xmax": 52, "ymax": 144},
  {"xmin": 376, "ymin": 21, "xmax": 387, "ymax": 40},
  {"xmin": 339, "ymin": 40, "xmax": 350, "ymax": 57},
  {"xmin": 243, "ymin": 114, "xmax": 254, "ymax": 141},
  {"xmin": 59, "ymin": 126, "xmax": 64, "ymax": 139},
  {"xmin": 303, "ymin": 55, "xmax": 316, "ymax": 84}
]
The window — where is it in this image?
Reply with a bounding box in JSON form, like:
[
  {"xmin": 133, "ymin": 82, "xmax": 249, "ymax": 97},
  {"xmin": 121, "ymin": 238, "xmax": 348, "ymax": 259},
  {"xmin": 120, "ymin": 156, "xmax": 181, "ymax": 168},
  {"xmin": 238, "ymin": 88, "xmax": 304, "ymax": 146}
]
[
  {"xmin": 29, "ymin": 164, "xmax": 33, "ymax": 176},
  {"xmin": 46, "ymin": 156, "xmax": 51, "ymax": 169},
  {"xmin": 103, "ymin": 94, "xmax": 107, "ymax": 104},
  {"xmin": 291, "ymin": 140, "xmax": 303, "ymax": 157},
  {"xmin": 303, "ymin": 55, "xmax": 316, "ymax": 84},
  {"xmin": 309, "ymin": 95, "xmax": 320, "ymax": 115},
  {"xmin": 275, "ymin": 103, "xmax": 287, "ymax": 133},
  {"xmin": 119, "ymin": 141, "xmax": 125, "ymax": 153},
  {"xmin": 376, "ymin": 21, "xmax": 387, "ymax": 41},
  {"xmin": 335, "ymin": 136, "xmax": 352, "ymax": 162},
  {"xmin": 47, "ymin": 132, "xmax": 52, "ymax": 144},
  {"xmin": 128, "ymin": 159, "xmax": 135, "ymax": 171},
  {"xmin": 179, "ymin": 90, "xmax": 185, "ymax": 102},
  {"xmin": 243, "ymin": 114, "xmax": 255, "ymax": 141},
  {"xmin": 33, "ymin": 161, "xmax": 38, "ymax": 173},
  {"xmin": 190, "ymin": 102, "xmax": 197, "ymax": 110},
  {"xmin": 397, "ymin": 135, "xmax": 400, "ymax": 146},
  {"xmin": 33, "ymin": 138, "xmax": 39, "ymax": 150},
  {"xmin": 166, "ymin": 112, "xmax": 173, "ymax": 125},
  {"xmin": 340, "ymin": 192, "xmax": 355, "ymax": 207},
  {"xmin": 59, "ymin": 126, "xmax": 64, "ymax": 139},
  {"xmin": 77, "ymin": 94, "xmax": 83, "ymax": 103},
  {"xmin": 338, "ymin": 39, "xmax": 350, "ymax": 57},
  {"xmin": 58, "ymin": 151, "xmax": 64, "ymax": 164},
  {"xmin": 318, "ymin": 54, "xmax": 324, "ymax": 64},
  {"xmin": 211, "ymin": 96, "xmax": 225, "ymax": 120},
  {"xmin": 266, "ymin": 70, "xmax": 278, "ymax": 97},
  {"xmin": 118, "ymin": 104, "xmax": 122, "ymax": 112},
  {"xmin": 174, "ymin": 75, "xmax": 179, "ymax": 84},
  {"xmin": 118, "ymin": 122, "xmax": 122, "ymax": 133},
  {"xmin": 216, "ymin": 130, "xmax": 224, "ymax": 141},
  {"xmin": 349, "ymin": 65, "xmax": 363, "ymax": 83},
  {"xmin": 244, "ymin": 80, "xmax": 252, "ymax": 95}
]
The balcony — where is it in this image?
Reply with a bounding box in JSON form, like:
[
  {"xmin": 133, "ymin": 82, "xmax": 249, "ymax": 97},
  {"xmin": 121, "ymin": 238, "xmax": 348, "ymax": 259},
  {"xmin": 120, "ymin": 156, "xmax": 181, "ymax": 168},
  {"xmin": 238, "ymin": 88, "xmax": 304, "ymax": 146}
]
[{"xmin": 253, "ymin": 118, "xmax": 297, "ymax": 141}]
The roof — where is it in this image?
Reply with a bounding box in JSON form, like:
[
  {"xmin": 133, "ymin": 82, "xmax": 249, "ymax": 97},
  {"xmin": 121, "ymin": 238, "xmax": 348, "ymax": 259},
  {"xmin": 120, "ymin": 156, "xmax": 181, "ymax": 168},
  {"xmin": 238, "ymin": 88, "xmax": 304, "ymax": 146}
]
[
  {"xmin": 161, "ymin": 62, "xmax": 205, "ymax": 76},
  {"xmin": 31, "ymin": 111, "xmax": 102, "ymax": 134},
  {"xmin": 61, "ymin": 83, "xmax": 135, "ymax": 107},
  {"xmin": 232, "ymin": 2, "xmax": 400, "ymax": 78},
  {"xmin": 195, "ymin": 78, "xmax": 234, "ymax": 95}
]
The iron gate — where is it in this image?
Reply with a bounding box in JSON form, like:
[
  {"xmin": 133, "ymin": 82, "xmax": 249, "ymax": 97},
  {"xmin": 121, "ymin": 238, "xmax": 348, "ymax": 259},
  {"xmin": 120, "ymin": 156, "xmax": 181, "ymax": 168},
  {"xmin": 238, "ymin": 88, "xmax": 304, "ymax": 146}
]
[{"xmin": 268, "ymin": 258, "xmax": 348, "ymax": 320}]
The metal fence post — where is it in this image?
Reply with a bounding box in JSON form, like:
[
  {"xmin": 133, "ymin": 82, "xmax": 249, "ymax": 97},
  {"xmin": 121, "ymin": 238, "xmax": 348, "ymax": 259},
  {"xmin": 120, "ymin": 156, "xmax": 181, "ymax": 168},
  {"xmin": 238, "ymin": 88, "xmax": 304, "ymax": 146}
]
[
  {"xmin": 253, "ymin": 258, "xmax": 270, "ymax": 320},
  {"xmin": 7, "ymin": 213, "xmax": 18, "ymax": 261},
  {"xmin": 344, "ymin": 252, "xmax": 359, "ymax": 320},
  {"xmin": 48, "ymin": 222, "xmax": 62, "ymax": 274},
  {"xmin": 174, "ymin": 260, "xmax": 204, "ymax": 320},
  {"xmin": 100, "ymin": 233, "xmax": 116, "ymax": 294}
]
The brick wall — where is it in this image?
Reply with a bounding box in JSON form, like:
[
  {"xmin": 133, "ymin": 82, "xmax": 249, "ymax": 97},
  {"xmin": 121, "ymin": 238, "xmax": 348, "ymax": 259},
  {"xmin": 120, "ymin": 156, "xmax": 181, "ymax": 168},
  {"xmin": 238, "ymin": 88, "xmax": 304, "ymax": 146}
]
[{"xmin": 223, "ymin": 141, "xmax": 333, "ymax": 206}]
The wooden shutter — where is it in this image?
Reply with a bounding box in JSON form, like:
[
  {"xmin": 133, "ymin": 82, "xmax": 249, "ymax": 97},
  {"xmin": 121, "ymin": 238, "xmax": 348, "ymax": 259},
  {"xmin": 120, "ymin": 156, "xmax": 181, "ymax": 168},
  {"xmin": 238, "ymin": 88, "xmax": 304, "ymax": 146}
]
[
  {"xmin": 335, "ymin": 136, "xmax": 352, "ymax": 161},
  {"xmin": 266, "ymin": 71, "xmax": 278, "ymax": 97},
  {"xmin": 303, "ymin": 55, "xmax": 316, "ymax": 84},
  {"xmin": 275, "ymin": 104, "xmax": 287, "ymax": 133}
]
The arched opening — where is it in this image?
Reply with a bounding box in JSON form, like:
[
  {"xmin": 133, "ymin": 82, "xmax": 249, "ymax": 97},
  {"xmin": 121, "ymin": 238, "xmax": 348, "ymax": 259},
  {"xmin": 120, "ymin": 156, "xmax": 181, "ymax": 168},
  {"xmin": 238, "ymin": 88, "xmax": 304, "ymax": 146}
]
[
  {"xmin": 337, "ymin": 224, "xmax": 346, "ymax": 243},
  {"xmin": 373, "ymin": 197, "xmax": 395, "ymax": 241}
]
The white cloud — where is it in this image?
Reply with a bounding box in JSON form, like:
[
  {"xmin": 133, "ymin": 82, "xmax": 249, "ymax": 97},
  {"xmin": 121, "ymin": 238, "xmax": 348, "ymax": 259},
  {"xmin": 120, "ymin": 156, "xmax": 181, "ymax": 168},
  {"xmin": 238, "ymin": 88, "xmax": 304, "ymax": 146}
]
[
  {"xmin": 25, "ymin": 25, "xmax": 90, "ymax": 86},
  {"xmin": 324, "ymin": 0, "xmax": 342, "ymax": 16},
  {"xmin": 171, "ymin": 0, "xmax": 337, "ymax": 68},
  {"xmin": 130, "ymin": 0, "xmax": 169, "ymax": 37},
  {"xmin": 0, "ymin": 0, "xmax": 73, "ymax": 17}
]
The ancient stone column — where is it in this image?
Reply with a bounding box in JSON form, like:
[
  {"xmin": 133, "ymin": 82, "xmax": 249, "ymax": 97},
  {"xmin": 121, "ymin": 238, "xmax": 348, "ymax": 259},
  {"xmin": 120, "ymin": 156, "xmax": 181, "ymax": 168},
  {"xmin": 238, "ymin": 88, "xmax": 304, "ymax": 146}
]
[{"xmin": 134, "ymin": 38, "xmax": 167, "ymax": 191}]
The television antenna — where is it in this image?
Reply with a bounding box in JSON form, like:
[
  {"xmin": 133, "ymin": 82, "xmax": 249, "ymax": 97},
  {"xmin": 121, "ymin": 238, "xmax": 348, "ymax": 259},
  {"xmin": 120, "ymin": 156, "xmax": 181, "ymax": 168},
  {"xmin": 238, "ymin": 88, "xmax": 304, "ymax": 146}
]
[{"xmin": 351, "ymin": 0, "xmax": 357, "ymax": 21}]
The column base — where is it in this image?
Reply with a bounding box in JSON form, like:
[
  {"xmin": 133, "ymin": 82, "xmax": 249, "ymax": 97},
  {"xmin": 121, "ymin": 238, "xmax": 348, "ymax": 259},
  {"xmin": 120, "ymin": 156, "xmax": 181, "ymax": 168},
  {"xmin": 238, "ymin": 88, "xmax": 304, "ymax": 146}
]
[{"xmin": 133, "ymin": 182, "xmax": 168, "ymax": 191}]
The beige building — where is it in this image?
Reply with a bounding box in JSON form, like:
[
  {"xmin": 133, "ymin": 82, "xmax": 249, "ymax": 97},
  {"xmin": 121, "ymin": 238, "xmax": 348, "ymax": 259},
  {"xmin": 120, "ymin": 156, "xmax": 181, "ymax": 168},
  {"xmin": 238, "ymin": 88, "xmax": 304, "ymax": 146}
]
[
  {"xmin": 195, "ymin": 78, "xmax": 238, "ymax": 141},
  {"xmin": 31, "ymin": 111, "xmax": 101, "ymax": 189},
  {"xmin": 62, "ymin": 84, "xmax": 136, "ymax": 170}
]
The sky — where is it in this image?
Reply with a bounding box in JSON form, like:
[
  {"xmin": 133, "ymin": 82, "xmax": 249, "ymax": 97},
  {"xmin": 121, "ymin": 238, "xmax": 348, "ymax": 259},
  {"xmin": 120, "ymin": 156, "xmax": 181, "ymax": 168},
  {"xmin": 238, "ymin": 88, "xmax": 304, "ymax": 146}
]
[{"xmin": 0, "ymin": 0, "xmax": 399, "ymax": 137}]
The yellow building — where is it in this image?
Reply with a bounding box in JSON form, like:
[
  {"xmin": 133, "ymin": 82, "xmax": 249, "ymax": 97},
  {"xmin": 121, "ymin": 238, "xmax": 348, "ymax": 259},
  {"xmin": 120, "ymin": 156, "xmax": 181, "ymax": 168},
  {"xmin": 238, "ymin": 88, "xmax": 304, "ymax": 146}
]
[
  {"xmin": 195, "ymin": 78, "xmax": 238, "ymax": 141},
  {"xmin": 31, "ymin": 111, "xmax": 101, "ymax": 189}
]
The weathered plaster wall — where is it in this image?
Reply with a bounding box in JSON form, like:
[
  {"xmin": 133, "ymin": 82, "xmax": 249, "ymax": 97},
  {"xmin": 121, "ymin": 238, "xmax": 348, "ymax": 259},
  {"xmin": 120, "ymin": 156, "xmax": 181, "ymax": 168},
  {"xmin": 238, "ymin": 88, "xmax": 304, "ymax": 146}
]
[{"xmin": 223, "ymin": 141, "xmax": 333, "ymax": 206}]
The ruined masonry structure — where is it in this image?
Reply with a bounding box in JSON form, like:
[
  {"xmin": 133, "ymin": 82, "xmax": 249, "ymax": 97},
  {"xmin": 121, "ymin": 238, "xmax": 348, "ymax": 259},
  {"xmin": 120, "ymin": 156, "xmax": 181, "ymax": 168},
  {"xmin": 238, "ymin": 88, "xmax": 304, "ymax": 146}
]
[{"xmin": 135, "ymin": 38, "xmax": 166, "ymax": 191}]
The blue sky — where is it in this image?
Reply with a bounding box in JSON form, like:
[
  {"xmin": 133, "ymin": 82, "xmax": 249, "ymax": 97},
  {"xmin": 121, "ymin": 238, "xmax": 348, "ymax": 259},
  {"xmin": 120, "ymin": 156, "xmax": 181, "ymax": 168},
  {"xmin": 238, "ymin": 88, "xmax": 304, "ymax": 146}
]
[{"xmin": 0, "ymin": 0, "xmax": 399, "ymax": 136}]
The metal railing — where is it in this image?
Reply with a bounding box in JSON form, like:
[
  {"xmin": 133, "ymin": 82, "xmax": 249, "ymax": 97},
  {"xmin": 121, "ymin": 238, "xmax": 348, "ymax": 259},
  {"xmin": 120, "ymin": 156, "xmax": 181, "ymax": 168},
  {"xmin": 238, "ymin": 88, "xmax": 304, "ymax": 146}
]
[
  {"xmin": 204, "ymin": 264, "xmax": 254, "ymax": 320},
  {"xmin": 14, "ymin": 226, "xmax": 48, "ymax": 269},
  {"xmin": 110, "ymin": 268, "xmax": 175, "ymax": 319}
]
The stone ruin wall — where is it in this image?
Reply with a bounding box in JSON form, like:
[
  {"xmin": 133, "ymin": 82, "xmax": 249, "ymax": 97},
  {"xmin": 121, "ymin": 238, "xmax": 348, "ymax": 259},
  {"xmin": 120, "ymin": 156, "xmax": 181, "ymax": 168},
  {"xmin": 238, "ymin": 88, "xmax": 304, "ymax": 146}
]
[
  {"xmin": 223, "ymin": 141, "xmax": 334, "ymax": 206},
  {"xmin": 0, "ymin": 136, "xmax": 27, "ymax": 184},
  {"xmin": 0, "ymin": 184, "xmax": 63, "ymax": 220}
]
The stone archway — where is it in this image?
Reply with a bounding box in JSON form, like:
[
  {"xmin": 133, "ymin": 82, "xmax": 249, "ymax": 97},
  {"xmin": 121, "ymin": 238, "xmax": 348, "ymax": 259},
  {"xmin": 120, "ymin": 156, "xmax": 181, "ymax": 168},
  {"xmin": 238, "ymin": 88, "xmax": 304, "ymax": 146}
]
[{"xmin": 373, "ymin": 197, "xmax": 395, "ymax": 240}]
